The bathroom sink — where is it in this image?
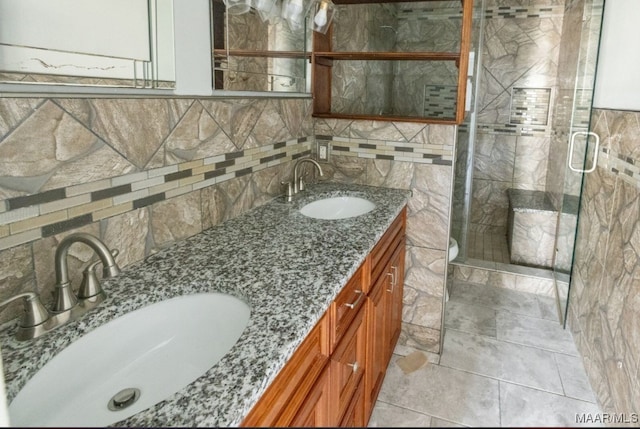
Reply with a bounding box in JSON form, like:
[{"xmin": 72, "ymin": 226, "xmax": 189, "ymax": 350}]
[
  {"xmin": 9, "ymin": 293, "xmax": 250, "ymax": 427},
  {"xmin": 300, "ymin": 196, "xmax": 376, "ymax": 220}
]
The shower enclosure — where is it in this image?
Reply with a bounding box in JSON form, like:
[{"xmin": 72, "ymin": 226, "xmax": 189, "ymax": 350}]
[{"xmin": 451, "ymin": 0, "xmax": 606, "ymax": 325}]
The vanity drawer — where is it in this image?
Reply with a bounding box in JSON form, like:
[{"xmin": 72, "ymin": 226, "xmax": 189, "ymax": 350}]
[
  {"xmin": 369, "ymin": 207, "xmax": 406, "ymax": 288},
  {"xmin": 329, "ymin": 263, "xmax": 366, "ymax": 353}
]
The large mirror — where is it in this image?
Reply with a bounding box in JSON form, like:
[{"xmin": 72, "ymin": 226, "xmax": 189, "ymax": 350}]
[
  {"xmin": 211, "ymin": 0, "xmax": 312, "ymax": 93},
  {"xmin": 0, "ymin": 0, "xmax": 315, "ymax": 96}
]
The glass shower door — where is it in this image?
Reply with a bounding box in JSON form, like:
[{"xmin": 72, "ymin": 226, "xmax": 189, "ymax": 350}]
[{"xmin": 552, "ymin": 0, "xmax": 605, "ymax": 326}]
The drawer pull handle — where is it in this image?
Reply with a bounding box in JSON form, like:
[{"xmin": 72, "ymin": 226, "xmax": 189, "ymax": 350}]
[
  {"xmin": 386, "ymin": 272, "xmax": 394, "ymax": 293},
  {"xmin": 344, "ymin": 290, "xmax": 363, "ymax": 309},
  {"xmin": 347, "ymin": 361, "xmax": 359, "ymax": 373}
]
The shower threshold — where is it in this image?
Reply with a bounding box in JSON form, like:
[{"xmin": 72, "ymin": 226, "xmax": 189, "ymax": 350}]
[{"xmin": 449, "ymin": 257, "xmax": 557, "ymax": 298}]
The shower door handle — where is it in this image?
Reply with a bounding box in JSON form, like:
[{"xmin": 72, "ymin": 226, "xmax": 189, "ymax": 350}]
[{"xmin": 568, "ymin": 131, "xmax": 599, "ymax": 173}]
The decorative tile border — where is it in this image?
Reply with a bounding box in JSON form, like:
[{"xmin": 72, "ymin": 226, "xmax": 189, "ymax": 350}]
[
  {"xmin": 599, "ymin": 148, "xmax": 640, "ymax": 188},
  {"xmin": 318, "ymin": 135, "xmax": 453, "ymax": 166},
  {"xmin": 397, "ymin": 6, "xmax": 462, "ymax": 21},
  {"xmin": 397, "ymin": 4, "xmax": 565, "ymax": 21},
  {"xmin": 0, "ymin": 138, "xmax": 312, "ymax": 251},
  {"xmin": 460, "ymin": 123, "xmax": 550, "ymax": 137},
  {"xmin": 484, "ymin": 5, "xmax": 564, "ymax": 19}
]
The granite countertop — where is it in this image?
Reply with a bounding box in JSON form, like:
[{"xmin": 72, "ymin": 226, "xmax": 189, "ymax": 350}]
[{"xmin": 0, "ymin": 182, "xmax": 410, "ymax": 427}]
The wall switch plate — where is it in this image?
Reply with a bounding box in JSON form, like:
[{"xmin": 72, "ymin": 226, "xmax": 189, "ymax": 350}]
[{"xmin": 317, "ymin": 141, "xmax": 330, "ymax": 162}]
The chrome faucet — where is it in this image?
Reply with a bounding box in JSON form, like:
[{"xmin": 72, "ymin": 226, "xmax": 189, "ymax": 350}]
[
  {"xmin": 0, "ymin": 233, "xmax": 120, "ymax": 341},
  {"xmin": 52, "ymin": 232, "xmax": 120, "ymax": 314},
  {"xmin": 292, "ymin": 157, "xmax": 324, "ymax": 194}
]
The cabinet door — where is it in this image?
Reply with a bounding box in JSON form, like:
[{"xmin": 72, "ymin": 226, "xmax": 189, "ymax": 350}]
[
  {"xmin": 387, "ymin": 238, "xmax": 406, "ymax": 361},
  {"xmin": 241, "ymin": 315, "xmax": 329, "ymax": 427},
  {"xmin": 339, "ymin": 379, "xmax": 366, "ymax": 428},
  {"xmin": 364, "ymin": 270, "xmax": 390, "ymax": 420},
  {"xmin": 290, "ymin": 366, "xmax": 330, "ymax": 427},
  {"xmin": 329, "ymin": 304, "xmax": 367, "ymax": 425}
]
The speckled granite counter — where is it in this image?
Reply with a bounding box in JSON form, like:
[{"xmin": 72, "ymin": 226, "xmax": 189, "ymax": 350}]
[{"xmin": 0, "ymin": 182, "xmax": 410, "ymax": 427}]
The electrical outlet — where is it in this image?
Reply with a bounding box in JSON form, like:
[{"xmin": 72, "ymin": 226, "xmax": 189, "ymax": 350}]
[{"xmin": 317, "ymin": 141, "xmax": 330, "ymax": 162}]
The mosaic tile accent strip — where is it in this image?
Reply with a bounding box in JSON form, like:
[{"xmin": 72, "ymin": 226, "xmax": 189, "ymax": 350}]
[
  {"xmin": 510, "ymin": 87, "xmax": 552, "ymax": 126},
  {"xmin": 599, "ymin": 148, "xmax": 640, "ymax": 188},
  {"xmin": 397, "ymin": 4, "xmax": 565, "ymax": 22},
  {"xmin": 319, "ymin": 135, "xmax": 453, "ymax": 166},
  {"xmin": 397, "ymin": 6, "xmax": 462, "ymax": 21},
  {"xmin": 484, "ymin": 5, "xmax": 564, "ymax": 19},
  {"xmin": 572, "ymin": 89, "xmax": 593, "ymax": 130},
  {"xmin": 424, "ymin": 84, "xmax": 457, "ymax": 119},
  {"xmin": 471, "ymin": 123, "xmax": 549, "ymax": 137},
  {"xmin": 0, "ymin": 138, "xmax": 312, "ymax": 251}
]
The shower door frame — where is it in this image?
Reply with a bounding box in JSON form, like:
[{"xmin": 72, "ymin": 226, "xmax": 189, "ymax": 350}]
[{"xmin": 552, "ymin": 0, "xmax": 606, "ymax": 327}]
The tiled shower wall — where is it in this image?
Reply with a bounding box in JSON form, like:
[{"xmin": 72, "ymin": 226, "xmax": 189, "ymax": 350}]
[
  {"xmin": 0, "ymin": 97, "xmax": 314, "ymax": 324},
  {"xmin": 569, "ymin": 108, "xmax": 640, "ymax": 419},
  {"xmin": 470, "ymin": 1, "xmax": 564, "ymax": 234},
  {"xmin": 316, "ymin": 119, "xmax": 456, "ymax": 353}
]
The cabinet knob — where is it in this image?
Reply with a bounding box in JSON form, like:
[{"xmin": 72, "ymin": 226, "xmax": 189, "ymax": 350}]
[{"xmin": 347, "ymin": 361, "xmax": 359, "ymax": 374}]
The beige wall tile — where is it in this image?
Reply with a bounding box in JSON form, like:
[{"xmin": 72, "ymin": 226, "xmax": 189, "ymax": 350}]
[{"xmin": 10, "ymin": 210, "xmax": 68, "ymax": 234}]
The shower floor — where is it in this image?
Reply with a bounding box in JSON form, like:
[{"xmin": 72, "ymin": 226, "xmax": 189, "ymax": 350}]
[{"xmin": 466, "ymin": 230, "xmax": 510, "ymax": 264}]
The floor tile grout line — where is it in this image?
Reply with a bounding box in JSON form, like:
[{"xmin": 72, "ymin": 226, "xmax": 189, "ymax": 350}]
[
  {"xmin": 436, "ymin": 354, "xmax": 599, "ymax": 406},
  {"xmin": 443, "ymin": 325, "xmax": 579, "ymax": 362},
  {"xmin": 435, "ymin": 358, "xmax": 565, "ymax": 399},
  {"xmin": 373, "ymin": 398, "xmax": 470, "ymax": 427},
  {"xmin": 495, "ymin": 378, "xmax": 601, "ymax": 406},
  {"xmin": 497, "ymin": 378, "xmax": 502, "ymax": 427},
  {"xmin": 552, "ymin": 351, "xmax": 569, "ymax": 398}
]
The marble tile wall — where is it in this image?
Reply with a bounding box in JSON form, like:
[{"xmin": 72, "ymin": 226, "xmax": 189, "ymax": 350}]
[
  {"xmin": 568, "ymin": 108, "xmax": 640, "ymax": 421},
  {"xmin": 316, "ymin": 118, "xmax": 456, "ymax": 353},
  {"xmin": 0, "ymin": 97, "xmax": 314, "ymax": 324}
]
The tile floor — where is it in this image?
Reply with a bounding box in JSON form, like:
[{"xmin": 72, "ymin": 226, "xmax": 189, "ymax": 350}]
[
  {"xmin": 467, "ymin": 230, "xmax": 511, "ymax": 264},
  {"xmin": 368, "ymin": 279, "xmax": 602, "ymax": 427}
]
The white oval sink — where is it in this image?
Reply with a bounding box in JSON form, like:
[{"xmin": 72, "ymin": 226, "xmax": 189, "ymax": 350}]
[
  {"xmin": 9, "ymin": 293, "xmax": 250, "ymax": 427},
  {"xmin": 300, "ymin": 196, "xmax": 376, "ymax": 220}
]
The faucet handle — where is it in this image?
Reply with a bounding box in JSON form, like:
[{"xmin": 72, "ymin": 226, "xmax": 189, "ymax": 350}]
[
  {"xmin": 101, "ymin": 248, "xmax": 121, "ymax": 279},
  {"xmin": 281, "ymin": 181, "xmax": 294, "ymax": 202},
  {"xmin": 78, "ymin": 249, "xmax": 118, "ymax": 300},
  {"xmin": 0, "ymin": 292, "xmax": 50, "ymax": 329}
]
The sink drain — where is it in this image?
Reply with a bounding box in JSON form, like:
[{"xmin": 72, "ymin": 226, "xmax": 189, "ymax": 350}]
[{"xmin": 108, "ymin": 388, "xmax": 141, "ymax": 411}]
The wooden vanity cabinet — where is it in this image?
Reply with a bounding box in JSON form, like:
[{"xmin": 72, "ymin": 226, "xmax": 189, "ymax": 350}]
[
  {"xmin": 365, "ymin": 209, "xmax": 406, "ymax": 419},
  {"xmin": 241, "ymin": 207, "xmax": 406, "ymax": 427}
]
